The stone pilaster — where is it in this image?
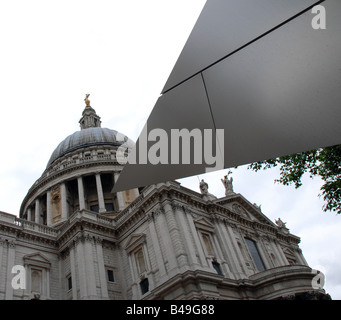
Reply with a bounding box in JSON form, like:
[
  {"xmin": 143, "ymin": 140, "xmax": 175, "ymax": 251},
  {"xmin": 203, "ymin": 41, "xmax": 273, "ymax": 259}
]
[
  {"xmin": 0, "ymin": 240, "xmax": 4, "ymax": 293},
  {"xmin": 172, "ymin": 204, "xmax": 199, "ymax": 267},
  {"xmin": 163, "ymin": 202, "xmax": 186, "ymax": 268},
  {"xmin": 296, "ymin": 247, "xmax": 308, "ymax": 265},
  {"xmin": 275, "ymin": 242, "xmax": 290, "ymax": 266},
  {"xmin": 146, "ymin": 212, "xmax": 166, "ymax": 277},
  {"xmin": 83, "ymin": 234, "xmax": 97, "ymax": 299},
  {"xmin": 223, "ymin": 222, "xmax": 248, "ymax": 277},
  {"xmin": 184, "ymin": 207, "xmax": 207, "ymax": 267},
  {"xmin": 211, "ymin": 216, "xmax": 234, "ymax": 278},
  {"xmin": 74, "ymin": 236, "xmax": 87, "ymax": 299},
  {"xmin": 5, "ymin": 241, "xmax": 16, "ymax": 300},
  {"xmin": 127, "ymin": 254, "xmax": 139, "ymax": 299},
  {"xmin": 95, "ymin": 238, "xmax": 109, "ymax": 299},
  {"xmin": 69, "ymin": 242, "xmax": 78, "ymax": 300},
  {"xmin": 270, "ymin": 239, "xmax": 286, "ymax": 266},
  {"xmin": 255, "ymin": 235, "xmax": 272, "ymax": 270},
  {"xmin": 154, "ymin": 207, "xmax": 177, "ymax": 272}
]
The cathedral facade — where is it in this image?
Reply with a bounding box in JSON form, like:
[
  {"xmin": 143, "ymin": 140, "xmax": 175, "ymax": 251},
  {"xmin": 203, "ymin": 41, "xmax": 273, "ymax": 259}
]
[{"xmin": 0, "ymin": 101, "xmax": 330, "ymax": 300}]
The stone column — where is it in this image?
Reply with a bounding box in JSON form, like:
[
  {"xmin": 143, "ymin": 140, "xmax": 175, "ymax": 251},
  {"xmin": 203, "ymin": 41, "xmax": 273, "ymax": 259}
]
[
  {"xmin": 61, "ymin": 182, "xmax": 69, "ymax": 220},
  {"xmin": 95, "ymin": 238, "xmax": 109, "ymax": 299},
  {"xmin": 35, "ymin": 198, "xmax": 40, "ymax": 224},
  {"xmin": 95, "ymin": 173, "xmax": 106, "ymax": 213},
  {"xmin": 77, "ymin": 176, "xmax": 86, "ymax": 210},
  {"xmin": 46, "ymin": 191, "xmax": 52, "ymax": 226},
  {"xmin": 27, "ymin": 207, "xmax": 32, "ymax": 222}
]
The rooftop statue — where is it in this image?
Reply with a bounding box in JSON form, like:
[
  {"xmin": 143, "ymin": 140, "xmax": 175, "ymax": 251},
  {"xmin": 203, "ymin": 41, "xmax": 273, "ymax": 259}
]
[
  {"xmin": 221, "ymin": 171, "xmax": 234, "ymax": 196},
  {"xmin": 85, "ymin": 94, "xmax": 91, "ymax": 107},
  {"xmin": 199, "ymin": 179, "xmax": 209, "ymax": 194},
  {"xmin": 275, "ymin": 217, "xmax": 287, "ymax": 228}
]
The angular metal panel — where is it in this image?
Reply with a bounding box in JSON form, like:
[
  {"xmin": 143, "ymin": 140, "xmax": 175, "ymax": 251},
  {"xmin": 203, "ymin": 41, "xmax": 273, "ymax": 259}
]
[
  {"xmin": 203, "ymin": 0, "xmax": 341, "ymax": 169},
  {"xmin": 162, "ymin": 0, "xmax": 319, "ymax": 93},
  {"xmin": 113, "ymin": 74, "xmax": 221, "ymax": 192},
  {"xmin": 114, "ymin": 0, "xmax": 340, "ymax": 192}
]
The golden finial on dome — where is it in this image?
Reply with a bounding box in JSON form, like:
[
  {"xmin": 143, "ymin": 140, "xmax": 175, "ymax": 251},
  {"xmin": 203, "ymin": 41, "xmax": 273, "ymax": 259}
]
[{"xmin": 84, "ymin": 94, "xmax": 91, "ymax": 107}]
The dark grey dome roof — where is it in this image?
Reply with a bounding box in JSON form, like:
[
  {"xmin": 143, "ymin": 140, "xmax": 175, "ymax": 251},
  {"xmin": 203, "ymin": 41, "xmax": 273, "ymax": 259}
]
[{"xmin": 47, "ymin": 127, "xmax": 134, "ymax": 167}]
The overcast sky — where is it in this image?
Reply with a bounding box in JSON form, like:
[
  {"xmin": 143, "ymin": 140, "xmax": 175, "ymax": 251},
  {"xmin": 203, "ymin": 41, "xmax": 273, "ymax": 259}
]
[{"xmin": 0, "ymin": 0, "xmax": 340, "ymax": 299}]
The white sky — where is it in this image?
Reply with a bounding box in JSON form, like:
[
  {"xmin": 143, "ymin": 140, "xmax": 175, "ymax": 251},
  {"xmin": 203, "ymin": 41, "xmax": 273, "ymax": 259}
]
[{"xmin": 0, "ymin": 0, "xmax": 340, "ymax": 299}]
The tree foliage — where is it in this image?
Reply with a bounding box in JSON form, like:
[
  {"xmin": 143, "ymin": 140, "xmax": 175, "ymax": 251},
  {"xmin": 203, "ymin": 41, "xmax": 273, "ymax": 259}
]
[{"xmin": 246, "ymin": 144, "xmax": 341, "ymax": 214}]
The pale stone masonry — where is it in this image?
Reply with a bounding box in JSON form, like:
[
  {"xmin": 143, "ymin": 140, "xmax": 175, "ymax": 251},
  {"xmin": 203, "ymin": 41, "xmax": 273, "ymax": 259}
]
[{"xmin": 0, "ymin": 103, "xmax": 331, "ymax": 300}]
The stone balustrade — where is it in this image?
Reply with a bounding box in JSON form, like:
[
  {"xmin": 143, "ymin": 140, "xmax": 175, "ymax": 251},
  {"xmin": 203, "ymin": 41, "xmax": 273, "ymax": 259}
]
[
  {"xmin": 0, "ymin": 209, "xmax": 116, "ymax": 239},
  {"xmin": 46, "ymin": 149, "xmax": 116, "ymax": 177}
]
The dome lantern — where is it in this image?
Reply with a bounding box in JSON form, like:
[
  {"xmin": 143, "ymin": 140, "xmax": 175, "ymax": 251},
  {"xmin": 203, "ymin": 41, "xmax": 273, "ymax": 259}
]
[{"xmin": 79, "ymin": 94, "xmax": 102, "ymax": 130}]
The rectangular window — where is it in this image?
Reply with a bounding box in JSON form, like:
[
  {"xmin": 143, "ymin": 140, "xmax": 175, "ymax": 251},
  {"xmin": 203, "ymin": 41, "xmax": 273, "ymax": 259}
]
[
  {"xmin": 245, "ymin": 238, "xmax": 266, "ymax": 272},
  {"xmin": 105, "ymin": 203, "xmax": 114, "ymax": 212},
  {"xmin": 107, "ymin": 269, "xmax": 115, "ymax": 282},
  {"xmin": 90, "ymin": 205, "xmax": 99, "ymax": 213},
  {"xmin": 140, "ymin": 278, "xmax": 149, "ymax": 295},
  {"xmin": 212, "ymin": 261, "xmax": 223, "ymax": 275}
]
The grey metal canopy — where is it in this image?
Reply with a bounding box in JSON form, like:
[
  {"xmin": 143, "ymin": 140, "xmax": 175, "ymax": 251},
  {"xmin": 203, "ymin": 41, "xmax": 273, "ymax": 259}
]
[{"xmin": 113, "ymin": 0, "xmax": 341, "ymax": 192}]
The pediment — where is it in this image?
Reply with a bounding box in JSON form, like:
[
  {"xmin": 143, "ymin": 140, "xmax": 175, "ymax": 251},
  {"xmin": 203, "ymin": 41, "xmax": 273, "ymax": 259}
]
[
  {"xmin": 234, "ymin": 202, "xmax": 274, "ymax": 225},
  {"xmin": 125, "ymin": 233, "xmax": 146, "ymax": 253},
  {"xmin": 194, "ymin": 217, "xmax": 215, "ymax": 232},
  {"xmin": 23, "ymin": 253, "xmax": 51, "ymax": 268},
  {"xmin": 216, "ymin": 195, "xmax": 275, "ymax": 226}
]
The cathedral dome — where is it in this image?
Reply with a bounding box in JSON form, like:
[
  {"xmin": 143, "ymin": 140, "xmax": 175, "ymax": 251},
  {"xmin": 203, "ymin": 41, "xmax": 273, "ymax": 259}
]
[
  {"xmin": 46, "ymin": 96, "xmax": 134, "ymax": 167},
  {"xmin": 20, "ymin": 95, "xmax": 138, "ymax": 222},
  {"xmin": 47, "ymin": 127, "xmax": 133, "ymax": 167}
]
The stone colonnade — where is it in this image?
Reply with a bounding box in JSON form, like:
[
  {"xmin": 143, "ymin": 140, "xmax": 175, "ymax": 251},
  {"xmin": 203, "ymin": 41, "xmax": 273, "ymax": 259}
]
[{"xmin": 25, "ymin": 172, "xmax": 116, "ymax": 227}]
